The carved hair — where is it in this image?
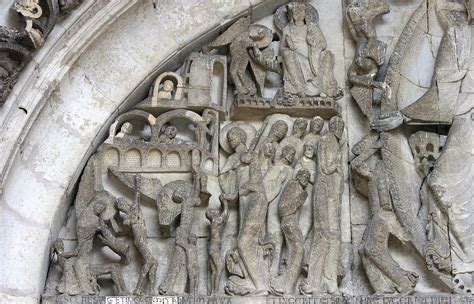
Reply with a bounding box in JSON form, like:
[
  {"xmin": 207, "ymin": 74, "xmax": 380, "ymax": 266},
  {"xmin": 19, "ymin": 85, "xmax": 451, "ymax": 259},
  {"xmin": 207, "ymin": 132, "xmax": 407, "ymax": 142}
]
[{"xmin": 227, "ymin": 126, "xmax": 247, "ymax": 145}]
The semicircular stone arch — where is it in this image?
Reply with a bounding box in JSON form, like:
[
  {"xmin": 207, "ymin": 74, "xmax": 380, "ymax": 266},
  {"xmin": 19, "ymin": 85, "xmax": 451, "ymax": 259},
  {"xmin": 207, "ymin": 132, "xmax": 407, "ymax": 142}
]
[{"xmin": 0, "ymin": 1, "xmax": 287, "ymax": 302}]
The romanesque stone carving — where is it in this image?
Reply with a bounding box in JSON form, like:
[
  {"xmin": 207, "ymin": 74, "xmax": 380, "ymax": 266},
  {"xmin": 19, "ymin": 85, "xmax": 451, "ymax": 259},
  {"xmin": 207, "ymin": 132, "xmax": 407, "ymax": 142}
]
[
  {"xmin": 276, "ymin": 2, "xmax": 341, "ymax": 99},
  {"xmin": 116, "ymin": 192, "xmax": 158, "ymax": 295},
  {"xmin": 206, "ymin": 195, "xmax": 229, "ymax": 295},
  {"xmin": 52, "ymin": 239, "xmax": 128, "ymax": 296},
  {"xmin": 352, "ymin": 133, "xmax": 419, "ymax": 295},
  {"xmin": 226, "ymin": 155, "xmax": 272, "ymax": 296},
  {"xmin": 157, "ymin": 171, "xmax": 204, "ymax": 295},
  {"xmin": 300, "ymin": 116, "xmax": 344, "ymax": 295},
  {"xmin": 205, "ymin": 17, "xmax": 273, "ymax": 97},
  {"xmin": 346, "ymin": 0, "xmax": 390, "ymax": 117},
  {"xmin": 44, "ymin": 0, "xmax": 474, "ymax": 300},
  {"xmin": 0, "ymin": 0, "xmax": 83, "ymax": 104},
  {"xmin": 270, "ymin": 169, "xmax": 310, "ymax": 296}
]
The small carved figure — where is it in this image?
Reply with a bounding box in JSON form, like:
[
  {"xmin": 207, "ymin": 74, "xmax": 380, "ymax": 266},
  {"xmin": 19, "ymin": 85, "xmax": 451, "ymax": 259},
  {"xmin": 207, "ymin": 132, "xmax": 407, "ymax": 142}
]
[
  {"xmin": 226, "ymin": 154, "xmax": 272, "ymax": 296},
  {"xmin": 219, "ymin": 126, "xmax": 249, "ymax": 201},
  {"xmin": 52, "ymin": 239, "xmax": 128, "ymax": 296},
  {"xmin": 205, "ymin": 17, "xmax": 274, "ymax": 96},
  {"xmin": 264, "ymin": 145, "xmax": 296, "ymax": 276},
  {"xmin": 177, "ymin": 232, "xmax": 199, "ymax": 294},
  {"xmin": 352, "ymin": 133, "xmax": 419, "ymax": 295},
  {"xmin": 158, "ymin": 125, "xmax": 185, "ymax": 145},
  {"xmin": 270, "ymin": 169, "xmax": 310, "ymax": 296},
  {"xmin": 295, "ymin": 143, "xmax": 317, "ymax": 239},
  {"xmin": 206, "ymin": 195, "xmax": 230, "ymax": 295},
  {"xmin": 276, "ymin": 2, "xmax": 341, "ymax": 98},
  {"xmin": 157, "ymin": 79, "xmax": 174, "ymax": 99},
  {"xmin": 73, "ymin": 191, "xmax": 130, "ymax": 295},
  {"xmin": 300, "ymin": 116, "xmax": 344, "ymax": 295},
  {"xmin": 116, "ymin": 192, "xmax": 158, "ymax": 295},
  {"xmin": 346, "ymin": 0, "xmax": 390, "ymax": 117},
  {"xmin": 115, "ymin": 122, "xmax": 133, "ymax": 139},
  {"xmin": 275, "ymin": 118, "xmax": 307, "ymax": 161},
  {"xmin": 158, "ymin": 172, "xmax": 202, "ymax": 295}
]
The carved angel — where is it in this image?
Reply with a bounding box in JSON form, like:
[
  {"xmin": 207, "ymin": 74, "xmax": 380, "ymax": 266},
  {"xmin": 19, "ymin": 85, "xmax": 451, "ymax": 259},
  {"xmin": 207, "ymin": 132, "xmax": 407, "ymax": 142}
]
[{"xmin": 204, "ymin": 16, "xmax": 274, "ymax": 96}]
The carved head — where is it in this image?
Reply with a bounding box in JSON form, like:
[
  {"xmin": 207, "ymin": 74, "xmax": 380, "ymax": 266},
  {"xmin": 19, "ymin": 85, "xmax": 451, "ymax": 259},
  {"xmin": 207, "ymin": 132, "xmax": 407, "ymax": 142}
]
[
  {"xmin": 262, "ymin": 143, "xmax": 275, "ymax": 159},
  {"xmin": 281, "ymin": 145, "xmax": 296, "ymax": 165},
  {"xmin": 310, "ymin": 116, "xmax": 324, "ymax": 134},
  {"xmin": 162, "ymin": 80, "xmax": 174, "ymax": 92},
  {"xmin": 227, "ymin": 126, "xmax": 247, "ymax": 151},
  {"xmin": 120, "ymin": 122, "xmax": 133, "ymax": 135},
  {"xmin": 296, "ymin": 169, "xmax": 311, "ymax": 187},
  {"xmin": 287, "ymin": 2, "xmax": 307, "ymax": 24},
  {"xmin": 164, "ymin": 126, "xmax": 177, "ymax": 139},
  {"xmin": 292, "ymin": 118, "xmax": 308, "ymax": 137},
  {"xmin": 249, "ymin": 25, "xmax": 266, "ymax": 41},
  {"xmin": 329, "ymin": 116, "xmax": 344, "ymax": 140},
  {"xmin": 303, "ymin": 142, "xmax": 315, "ymax": 158},
  {"xmin": 269, "ymin": 120, "xmax": 289, "ymax": 143}
]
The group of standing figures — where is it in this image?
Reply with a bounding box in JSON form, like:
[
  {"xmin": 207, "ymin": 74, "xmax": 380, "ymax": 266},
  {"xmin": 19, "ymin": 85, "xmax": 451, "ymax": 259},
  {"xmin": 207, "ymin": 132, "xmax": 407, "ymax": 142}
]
[{"xmin": 218, "ymin": 115, "xmax": 345, "ymax": 296}]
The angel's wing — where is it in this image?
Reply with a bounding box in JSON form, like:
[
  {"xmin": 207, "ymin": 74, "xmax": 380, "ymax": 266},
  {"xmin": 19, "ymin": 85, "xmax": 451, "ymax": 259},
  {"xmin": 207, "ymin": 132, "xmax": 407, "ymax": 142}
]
[{"xmin": 207, "ymin": 16, "xmax": 250, "ymax": 49}]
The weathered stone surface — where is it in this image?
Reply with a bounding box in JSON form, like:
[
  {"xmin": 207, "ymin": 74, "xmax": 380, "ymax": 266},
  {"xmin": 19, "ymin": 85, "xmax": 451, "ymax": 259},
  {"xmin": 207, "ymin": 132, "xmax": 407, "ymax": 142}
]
[{"xmin": 1, "ymin": 0, "xmax": 473, "ymax": 302}]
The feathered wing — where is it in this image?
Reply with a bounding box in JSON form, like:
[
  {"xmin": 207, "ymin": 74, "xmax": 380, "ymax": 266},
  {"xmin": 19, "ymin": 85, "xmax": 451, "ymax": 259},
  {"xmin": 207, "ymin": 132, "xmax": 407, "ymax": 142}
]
[{"xmin": 207, "ymin": 16, "xmax": 250, "ymax": 49}]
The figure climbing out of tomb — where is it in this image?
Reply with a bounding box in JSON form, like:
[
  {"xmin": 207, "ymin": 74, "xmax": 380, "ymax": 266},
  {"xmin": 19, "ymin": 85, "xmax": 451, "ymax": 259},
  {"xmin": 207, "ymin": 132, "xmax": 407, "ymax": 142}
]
[
  {"xmin": 300, "ymin": 116, "xmax": 345, "ymax": 295},
  {"xmin": 204, "ymin": 16, "xmax": 275, "ymax": 97},
  {"xmin": 157, "ymin": 170, "xmax": 203, "ymax": 295},
  {"xmin": 206, "ymin": 194, "xmax": 230, "ymax": 295},
  {"xmin": 370, "ymin": 0, "xmax": 474, "ymax": 291},
  {"xmin": 72, "ymin": 190, "xmax": 130, "ymax": 295},
  {"xmin": 115, "ymin": 122, "xmax": 133, "ymax": 140},
  {"xmin": 346, "ymin": 0, "xmax": 391, "ymax": 117},
  {"xmin": 157, "ymin": 79, "xmax": 174, "ymax": 100},
  {"xmin": 116, "ymin": 191, "xmax": 158, "ymax": 295},
  {"xmin": 408, "ymin": 132, "xmax": 453, "ymax": 286},
  {"xmin": 274, "ymin": 2, "xmax": 342, "ymax": 98},
  {"xmin": 225, "ymin": 153, "xmax": 272, "ymax": 296},
  {"xmin": 270, "ymin": 169, "xmax": 310, "ymax": 296},
  {"xmin": 275, "ymin": 118, "xmax": 307, "ymax": 161},
  {"xmin": 52, "ymin": 239, "xmax": 129, "ymax": 296},
  {"xmin": 158, "ymin": 125, "xmax": 178, "ymax": 145},
  {"xmin": 351, "ymin": 133, "xmax": 419, "ymax": 295},
  {"xmin": 264, "ymin": 145, "xmax": 296, "ymax": 276}
]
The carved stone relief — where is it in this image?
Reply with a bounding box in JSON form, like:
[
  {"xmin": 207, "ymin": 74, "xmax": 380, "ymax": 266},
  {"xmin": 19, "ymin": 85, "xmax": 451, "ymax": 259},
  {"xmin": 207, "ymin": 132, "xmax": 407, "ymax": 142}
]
[
  {"xmin": 41, "ymin": 0, "xmax": 474, "ymax": 302},
  {"xmin": 0, "ymin": 0, "xmax": 84, "ymax": 104}
]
